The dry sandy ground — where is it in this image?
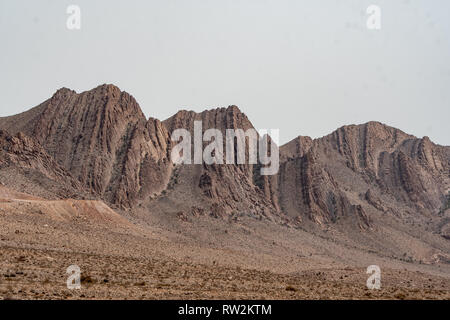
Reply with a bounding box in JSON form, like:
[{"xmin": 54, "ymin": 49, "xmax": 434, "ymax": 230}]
[
  {"xmin": 1, "ymin": 245, "xmax": 449, "ymax": 300},
  {"xmin": 0, "ymin": 188, "xmax": 449, "ymax": 300}
]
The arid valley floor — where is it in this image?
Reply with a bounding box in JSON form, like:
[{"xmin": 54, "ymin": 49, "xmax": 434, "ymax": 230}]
[{"xmin": 0, "ymin": 186, "xmax": 449, "ymax": 300}]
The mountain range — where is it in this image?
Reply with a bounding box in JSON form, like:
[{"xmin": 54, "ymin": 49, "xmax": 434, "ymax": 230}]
[{"xmin": 0, "ymin": 84, "xmax": 449, "ymax": 299}]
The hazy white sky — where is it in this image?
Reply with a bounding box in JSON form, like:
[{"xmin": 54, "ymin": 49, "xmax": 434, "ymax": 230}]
[{"xmin": 1, "ymin": 0, "xmax": 449, "ymax": 145}]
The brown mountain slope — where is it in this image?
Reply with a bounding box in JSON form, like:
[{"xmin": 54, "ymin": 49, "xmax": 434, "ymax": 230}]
[
  {"xmin": 276, "ymin": 122, "xmax": 449, "ymax": 227},
  {"xmin": 0, "ymin": 129, "xmax": 88, "ymax": 200},
  {"xmin": 0, "ymin": 84, "xmax": 172, "ymax": 208},
  {"xmin": 0, "ymin": 184, "xmax": 132, "ymax": 228},
  {"xmin": 158, "ymin": 106, "xmax": 279, "ymax": 220}
]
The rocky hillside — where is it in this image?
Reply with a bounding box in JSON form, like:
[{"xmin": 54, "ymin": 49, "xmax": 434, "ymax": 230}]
[
  {"xmin": 277, "ymin": 122, "xmax": 449, "ymax": 228},
  {"xmin": 0, "ymin": 85, "xmax": 172, "ymax": 208},
  {"xmin": 161, "ymin": 106, "xmax": 279, "ymax": 220},
  {"xmin": 0, "ymin": 129, "xmax": 87, "ymax": 200}
]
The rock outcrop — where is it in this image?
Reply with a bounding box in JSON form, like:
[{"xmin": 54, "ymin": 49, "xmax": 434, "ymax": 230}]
[
  {"xmin": 0, "ymin": 129, "xmax": 87, "ymax": 199},
  {"xmin": 0, "ymin": 84, "xmax": 172, "ymax": 208}
]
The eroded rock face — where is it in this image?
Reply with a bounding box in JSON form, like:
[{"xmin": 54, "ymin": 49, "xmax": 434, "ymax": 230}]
[
  {"xmin": 163, "ymin": 106, "xmax": 278, "ymax": 218},
  {"xmin": 276, "ymin": 121, "xmax": 449, "ymax": 226},
  {"xmin": 0, "ymin": 85, "xmax": 172, "ymax": 208},
  {"xmin": 276, "ymin": 147, "xmax": 371, "ymax": 228},
  {"xmin": 0, "ymin": 129, "xmax": 87, "ymax": 199}
]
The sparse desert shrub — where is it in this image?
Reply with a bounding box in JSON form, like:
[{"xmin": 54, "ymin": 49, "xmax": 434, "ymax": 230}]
[
  {"xmin": 285, "ymin": 285, "xmax": 297, "ymax": 292},
  {"xmin": 394, "ymin": 292, "xmax": 406, "ymax": 300},
  {"xmin": 81, "ymin": 274, "xmax": 95, "ymax": 284}
]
